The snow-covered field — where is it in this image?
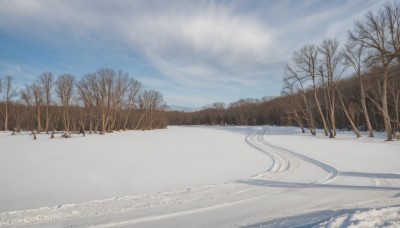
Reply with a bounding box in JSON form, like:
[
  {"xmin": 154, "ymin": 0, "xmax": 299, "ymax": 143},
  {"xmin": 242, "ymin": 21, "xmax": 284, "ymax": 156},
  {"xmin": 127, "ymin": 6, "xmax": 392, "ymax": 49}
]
[{"xmin": 0, "ymin": 126, "xmax": 399, "ymax": 227}]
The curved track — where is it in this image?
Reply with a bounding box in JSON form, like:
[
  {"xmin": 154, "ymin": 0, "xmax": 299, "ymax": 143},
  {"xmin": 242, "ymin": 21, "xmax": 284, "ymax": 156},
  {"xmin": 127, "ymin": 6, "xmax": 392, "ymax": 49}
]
[{"xmin": 245, "ymin": 127, "xmax": 339, "ymax": 184}]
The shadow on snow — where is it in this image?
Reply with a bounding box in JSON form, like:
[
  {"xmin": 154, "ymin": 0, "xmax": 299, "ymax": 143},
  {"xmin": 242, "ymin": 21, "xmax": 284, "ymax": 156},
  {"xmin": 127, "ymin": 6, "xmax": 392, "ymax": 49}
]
[{"xmin": 236, "ymin": 179, "xmax": 400, "ymax": 191}]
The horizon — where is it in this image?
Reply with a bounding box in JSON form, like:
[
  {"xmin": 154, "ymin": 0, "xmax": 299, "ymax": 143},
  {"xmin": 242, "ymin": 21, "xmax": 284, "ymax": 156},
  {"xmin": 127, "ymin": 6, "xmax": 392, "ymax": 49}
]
[{"xmin": 0, "ymin": 0, "xmax": 383, "ymax": 108}]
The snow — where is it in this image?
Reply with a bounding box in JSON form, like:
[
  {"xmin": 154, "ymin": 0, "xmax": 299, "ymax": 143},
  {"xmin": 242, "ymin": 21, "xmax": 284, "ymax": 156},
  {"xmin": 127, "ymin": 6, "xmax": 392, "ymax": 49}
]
[
  {"xmin": 0, "ymin": 126, "xmax": 399, "ymax": 227},
  {"xmin": 315, "ymin": 207, "xmax": 400, "ymax": 228},
  {"xmin": 0, "ymin": 127, "xmax": 270, "ymax": 212}
]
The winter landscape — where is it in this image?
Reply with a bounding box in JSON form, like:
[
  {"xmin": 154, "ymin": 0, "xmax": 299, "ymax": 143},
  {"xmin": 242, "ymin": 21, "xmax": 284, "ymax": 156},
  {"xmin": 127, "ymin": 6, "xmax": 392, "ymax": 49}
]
[
  {"xmin": 0, "ymin": 126, "xmax": 399, "ymax": 227},
  {"xmin": 2, "ymin": 0, "xmax": 400, "ymax": 227}
]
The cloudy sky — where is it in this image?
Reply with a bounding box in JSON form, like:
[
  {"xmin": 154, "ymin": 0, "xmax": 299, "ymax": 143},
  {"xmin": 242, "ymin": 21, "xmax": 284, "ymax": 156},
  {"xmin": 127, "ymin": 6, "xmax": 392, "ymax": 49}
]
[{"xmin": 0, "ymin": 0, "xmax": 383, "ymax": 108}]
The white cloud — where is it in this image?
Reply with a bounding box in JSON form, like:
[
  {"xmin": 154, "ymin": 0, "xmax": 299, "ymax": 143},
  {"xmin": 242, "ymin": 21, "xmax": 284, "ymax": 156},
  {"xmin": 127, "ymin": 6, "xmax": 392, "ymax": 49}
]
[
  {"xmin": 122, "ymin": 4, "xmax": 275, "ymax": 87},
  {"xmin": 0, "ymin": 0, "xmax": 276, "ymax": 88},
  {"xmin": 0, "ymin": 0, "xmax": 386, "ymax": 107}
]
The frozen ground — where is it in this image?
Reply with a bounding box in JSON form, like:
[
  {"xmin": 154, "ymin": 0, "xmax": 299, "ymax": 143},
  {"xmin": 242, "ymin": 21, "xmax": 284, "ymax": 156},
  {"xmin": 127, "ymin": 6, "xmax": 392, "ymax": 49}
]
[
  {"xmin": 0, "ymin": 127, "xmax": 270, "ymax": 212},
  {"xmin": 0, "ymin": 126, "xmax": 399, "ymax": 227}
]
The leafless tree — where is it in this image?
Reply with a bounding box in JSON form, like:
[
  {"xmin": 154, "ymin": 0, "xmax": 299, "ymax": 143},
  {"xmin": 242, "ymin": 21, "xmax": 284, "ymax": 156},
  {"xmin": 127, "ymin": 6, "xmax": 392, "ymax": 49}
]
[
  {"xmin": 282, "ymin": 75, "xmax": 306, "ymax": 133},
  {"xmin": 108, "ymin": 70, "xmax": 131, "ymax": 131},
  {"xmin": 77, "ymin": 68, "xmax": 131, "ymax": 134},
  {"xmin": 229, "ymin": 100, "xmax": 249, "ymax": 125},
  {"xmin": 293, "ymin": 44, "xmax": 329, "ymax": 136},
  {"xmin": 40, "ymin": 72, "xmax": 54, "ymax": 134},
  {"xmin": 122, "ymin": 79, "xmax": 141, "ymax": 130},
  {"xmin": 389, "ymin": 77, "xmax": 400, "ymax": 132},
  {"xmin": 76, "ymin": 73, "xmax": 96, "ymax": 133},
  {"xmin": 212, "ymin": 102, "xmax": 225, "ymax": 125},
  {"xmin": 336, "ymin": 85, "xmax": 361, "ymax": 138},
  {"xmin": 56, "ymin": 74, "xmax": 75, "ymax": 138},
  {"xmin": 285, "ymin": 65, "xmax": 316, "ymax": 135},
  {"xmin": 0, "ymin": 76, "xmax": 17, "ymax": 131},
  {"xmin": 342, "ymin": 43, "xmax": 374, "ymax": 137},
  {"xmin": 318, "ymin": 38, "xmax": 344, "ymax": 138},
  {"xmin": 136, "ymin": 90, "xmax": 165, "ymax": 130},
  {"xmin": 30, "ymin": 82, "xmax": 43, "ymax": 132},
  {"xmin": 20, "ymin": 85, "xmax": 34, "ymax": 131},
  {"xmin": 349, "ymin": 1, "xmax": 400, "ymax": 140}
]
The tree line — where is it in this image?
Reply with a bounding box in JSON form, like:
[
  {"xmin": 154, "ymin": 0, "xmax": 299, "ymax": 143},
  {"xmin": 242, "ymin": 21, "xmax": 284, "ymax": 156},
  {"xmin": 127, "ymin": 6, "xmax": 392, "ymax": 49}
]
[
  {"xmin": 167, "ymin": 1, "xmax": 400, "ymax": 141},
  {"xmin": 2, "ymin": 1, "xmax": 399, "ymax": 141},
  {"xmin": 0, "ymin": 68, "xmax": 167, "ymax": 137}
]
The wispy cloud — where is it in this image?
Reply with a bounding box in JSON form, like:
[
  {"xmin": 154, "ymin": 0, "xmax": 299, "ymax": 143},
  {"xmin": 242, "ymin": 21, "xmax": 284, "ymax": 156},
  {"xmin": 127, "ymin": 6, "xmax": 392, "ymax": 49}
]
[
  {"xmin": 0, "ymin": 0, "xmax": 385, "ymax": 107},
  {"xmin": 0, "ymin": 0, "xmax": 277, "ymax": 88},
  {"xmin": 123, "ymin": 3, "xmax": 276, "ymax": 88},
  {"xmin": 0, "ymin": 60, "xmax": 40, "ymax": 88}
]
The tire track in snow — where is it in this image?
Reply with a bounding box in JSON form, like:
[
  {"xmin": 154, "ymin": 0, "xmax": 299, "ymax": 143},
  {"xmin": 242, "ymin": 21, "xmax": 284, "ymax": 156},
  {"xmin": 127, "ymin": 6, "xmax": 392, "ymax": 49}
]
[
  {"xmin": 244, "ymin": 132, "xmax": 290, "ymax": 174},
  {"xmin": 257, "ymin": 127, "xmax": 339, "ymax": 184},
  {"xmin": 88, "ymin": 189, "xmax": 287, "ymax": 228},
  {"xmin": 256, "ymin": 134, "xmax": 290, "ymax": 173},
  {"xmin": 245, "ymin": 127, "xmax": 338, "ymax": 184}
]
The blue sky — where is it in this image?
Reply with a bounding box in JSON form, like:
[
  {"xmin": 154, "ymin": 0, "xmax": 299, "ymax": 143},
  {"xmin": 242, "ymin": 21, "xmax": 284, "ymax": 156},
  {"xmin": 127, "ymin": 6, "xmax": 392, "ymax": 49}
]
[{"xmin": 0, "ymin": 0, "xmax": 383, "ymax": 108}]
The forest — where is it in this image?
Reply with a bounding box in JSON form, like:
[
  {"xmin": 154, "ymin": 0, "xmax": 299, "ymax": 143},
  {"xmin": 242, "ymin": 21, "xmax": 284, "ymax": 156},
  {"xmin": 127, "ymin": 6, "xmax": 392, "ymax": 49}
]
[
  {"xmin": 0, "ymin": 1, "xmax": 399, "ymax": 141},
  {"xmin": 0, "ymin": 68, "xmax": 168, "ymax": 137}
]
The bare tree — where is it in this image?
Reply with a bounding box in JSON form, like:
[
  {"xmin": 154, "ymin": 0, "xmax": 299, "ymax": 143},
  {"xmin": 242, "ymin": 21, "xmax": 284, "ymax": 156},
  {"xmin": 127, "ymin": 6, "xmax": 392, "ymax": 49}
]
[
  {"xmin": 109, "ymin": 70, "xmax": 131, "ymax": 131},
  {"xmin": 77, "ymin": 68, "xmax": 131, "ymax": 134},
  {"xmin": 349, "ymin": 2, "xmax": 400, "ymax": 140},
  {"xmin": 56, "ymin": 74, "xmax": 75, "ymax": 138},
  {"xmin": 229, "ymin": 100, "xmax": 249, "ymax": 125},
  {"xmin": 293, "ymin": 44, "xmax": 329, "ymax": 136},
  {"xmin": 122, "ymin": 79, "xmax": 141, "ymax": 130},
  {"xmin": 40, "ymin": 72, "xmax": 54, "ymax": 134},
  {"xmin": 342, "ymin": 43, "xmax": 374, "ymax": 137},
  {"xmin": 212, "ymin": 102, "xmax": 225, "ymax": 125},
  {"xmin": 136, "ymin": 90, "xmax": 165, "ymax": 130},
  {"xmin": 30, "ymin": 83, "xmax": 43, "ymax": 132},
  {"xmin": 285, "ymin": 65, "xmax": 316, "ymax": 135},
  {"xmin": 282, "ymin": 75, "xmax": 306, "ymax": 133},
  {"xmin": 389, "ymin": 78, "xmax": 399, "ymax": 132},
  {"xmin": 20, "ymin": 85, "xmax": 34, "ymax": 131},
  {"xmin": 76, "ymin": 73, "xmax": 96, "ymax": 133},
  {"xmin": 97, "ymin": 69, "xmax": 128, "ymax": 133},
  {"xmin": 0, "ymin": 76, "xmax": 17, "ymax": 131},
  {"xmin": 318, "ymin": 38, "xmax": 344, "ymax": 138},
  {"xmin": 336, "ymin": 84, "xmax": 361, "ymax": 138}
]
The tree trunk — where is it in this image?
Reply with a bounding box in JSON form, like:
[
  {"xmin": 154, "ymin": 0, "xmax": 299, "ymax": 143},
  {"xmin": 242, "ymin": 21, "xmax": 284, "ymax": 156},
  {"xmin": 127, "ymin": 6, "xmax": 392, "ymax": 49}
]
[
  {"xmin": 395, "ymin": 91, "xmax": 399, "ymax": 132},
  {"xmin": 4, "ymin": 101, "xmax": 8, "ymax": 131},
  {"xmin": 324, "ymin": 87, "xmax": 335, "ymax": 138},
  {"xmin": 37, "ymin": 104, "xmax": 41, "ymax": 133},
  {"xmin": 45, "ymin": 104, "xmax": 49, "ymax": 134},
  {"xmin": 338, "ymin": 93, "xmax": 361, "ymax": 137},
  {"xmin": 382, "ymin": 68, "xmax": 393, "ymax": 141},
  {"xmin": 101, "ymin": 113, "xmax": 106, "ymax": 134},
  {"xmin": 135, "ymin": 108, "xmax": 149, "ymax": 130},
  {"xmin": 123, "ymin": 106, "xmax": 133, "ymax": 130},
  {"xmin": 89, "ymin": 116, "xmax": 93, "ymax": 134},
  {"xmin": 314, "ymin": 90, "xmax": 328, "ymax": 136},
  {"xmin": 301, "ymin": 93, "xmax": 316, "ymax": 135},
  {"xmin": 292, "ymin": 106, "xmax": 305, "ymax": 133},
  {"xmin": 331, "ymin": 93, "xmax": 336, "ymax": 136},
  {"xmin": 360, "ymin": 78, "xmax": 374, "ymax": 137}
]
